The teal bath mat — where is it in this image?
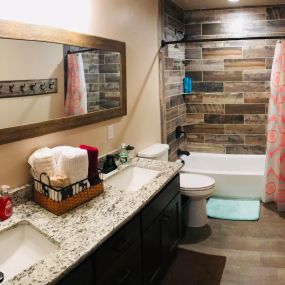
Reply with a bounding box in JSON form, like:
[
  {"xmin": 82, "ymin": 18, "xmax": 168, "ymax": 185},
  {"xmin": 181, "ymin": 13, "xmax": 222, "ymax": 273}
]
[{"xmin": 207, "ymin": 197, "xmax": 260, "ymax": 221}]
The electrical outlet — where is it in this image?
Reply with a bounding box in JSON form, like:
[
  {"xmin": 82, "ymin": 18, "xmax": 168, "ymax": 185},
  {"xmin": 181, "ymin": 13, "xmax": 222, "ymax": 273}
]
[{"xmin": 107, "ymin": 125, "xmax": 114, "ymax": 139}]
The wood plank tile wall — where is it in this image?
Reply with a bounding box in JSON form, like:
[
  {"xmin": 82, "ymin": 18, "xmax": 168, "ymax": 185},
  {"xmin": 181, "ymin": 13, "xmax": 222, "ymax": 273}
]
[
  {"xmin": 162, "ymin": 2, "xmax": 285, "ymax": 156},
  {"xmin": 163, "ymin": 0, "xmax": 186, "ymax": 160},
  {"xmin": 183, "ymin": 6, "xmax": 285, "ymax": 154}
]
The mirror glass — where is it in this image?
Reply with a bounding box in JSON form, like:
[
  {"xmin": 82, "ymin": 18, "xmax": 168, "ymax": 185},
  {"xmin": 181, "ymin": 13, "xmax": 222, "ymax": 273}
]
[{"xmin": 0, "ymin": 38, "xmax": 122, "ymax": 129}]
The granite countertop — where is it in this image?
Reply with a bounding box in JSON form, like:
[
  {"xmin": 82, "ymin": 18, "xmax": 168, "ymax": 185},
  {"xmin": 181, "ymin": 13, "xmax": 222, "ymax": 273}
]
[{"xmin": 1, "ymin": 158, "xmax": 183, "ymax": 285}]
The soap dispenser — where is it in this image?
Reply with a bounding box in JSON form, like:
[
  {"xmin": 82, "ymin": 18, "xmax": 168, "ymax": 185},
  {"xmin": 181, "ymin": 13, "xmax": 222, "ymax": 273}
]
[
  {"xmin": 0, "ymin": 185, "xmax": 13, "ymax": 221},
  {"xmin": 119, "ymin": 143, "xmax": 128, "ymax": 163}
]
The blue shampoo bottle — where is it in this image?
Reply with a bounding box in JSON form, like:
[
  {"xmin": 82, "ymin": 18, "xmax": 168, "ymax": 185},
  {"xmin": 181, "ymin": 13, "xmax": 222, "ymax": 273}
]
[
  {"xmin": 183, "ymin": 77, "xmax": 189, "ymax": 93},
  {"xmin": 188, "ymin": 77, "xmax": 192, "ymax": 93}
]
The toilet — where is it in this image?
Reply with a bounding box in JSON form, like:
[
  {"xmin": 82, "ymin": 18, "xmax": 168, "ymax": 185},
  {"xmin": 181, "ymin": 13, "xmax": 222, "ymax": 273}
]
[
  {"xmin": 180, "ymin": 172, "xmax": 215, "ymax": 227},
  {"xmin": 138, "ymin": 144, "xmax": 215, "ymax": 227}
]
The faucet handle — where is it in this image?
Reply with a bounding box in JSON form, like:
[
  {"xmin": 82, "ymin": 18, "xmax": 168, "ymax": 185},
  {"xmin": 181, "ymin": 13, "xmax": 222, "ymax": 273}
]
[
  {"xmin": 102, "ymin": 154, "xmax": 118, "ymax": 174},
  {"xmin": 177, "ymin": 149, "xmax": 190, "ymax": 157}
]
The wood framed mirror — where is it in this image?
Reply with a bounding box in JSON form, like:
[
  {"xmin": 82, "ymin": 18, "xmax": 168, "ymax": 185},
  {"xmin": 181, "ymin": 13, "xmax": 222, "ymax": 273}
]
[{"xmin": 0, "ymin": 19, "xmax": 127, "ymax": 145}]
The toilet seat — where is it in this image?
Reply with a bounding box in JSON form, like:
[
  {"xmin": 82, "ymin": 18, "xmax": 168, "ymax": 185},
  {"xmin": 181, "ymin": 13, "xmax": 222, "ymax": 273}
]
[{"xmin": 180, "ymin": 173, "xmax": 215, "ymax": 192}]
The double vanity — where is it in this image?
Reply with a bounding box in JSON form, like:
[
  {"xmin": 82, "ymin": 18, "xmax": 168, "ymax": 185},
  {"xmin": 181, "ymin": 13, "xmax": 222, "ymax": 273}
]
[{"xmin": 0, "ymin": 158, "xmax": 182, "ymax": 285}]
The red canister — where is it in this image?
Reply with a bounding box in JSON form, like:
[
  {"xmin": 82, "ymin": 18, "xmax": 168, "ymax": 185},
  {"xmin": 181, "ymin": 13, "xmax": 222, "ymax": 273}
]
[{"xmin": 0, "ymin": 185, "xmax": 12, "ymax": 221}]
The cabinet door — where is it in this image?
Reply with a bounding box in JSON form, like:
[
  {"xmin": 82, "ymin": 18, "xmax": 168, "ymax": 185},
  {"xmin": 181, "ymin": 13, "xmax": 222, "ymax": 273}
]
[
  {"xmin": 161, "ymin": 194, "xmax": 181, "ymax": 264},
  {"xmin": 142, "ymin": 216, "xmax": 161, "ymax": 285},
  {"xmin": 142, "ymin": 194, "xmax": 182, "ymax": 285},
  {"xmin": 142, "ymin": 175, "xmax": 179, "ymax": 231},
  {"xmin": 96, "ymin": 241, "xmax": 141, "ymax": 285},
  {"xmin": 95, "ymin": 215, "xmax": 140, "ymax": 279},
  {"xmin": 56, "ymin": 258, "xmax": 93, "ymax": 285}
]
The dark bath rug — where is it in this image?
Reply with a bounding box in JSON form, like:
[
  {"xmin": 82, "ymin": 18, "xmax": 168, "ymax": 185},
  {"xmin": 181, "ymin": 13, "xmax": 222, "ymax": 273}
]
[{"xmin": 160, "ymin": 248, "xmax": 226, "ymax": 285}]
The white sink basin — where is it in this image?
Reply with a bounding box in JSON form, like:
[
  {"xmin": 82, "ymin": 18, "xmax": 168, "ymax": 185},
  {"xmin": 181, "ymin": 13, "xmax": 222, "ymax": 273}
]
[
  {"xmin": 0, "ymin": 222, "xmax": 59, "ymax": 282},
  {"xmin": 105, "ymin": 166, "xmax": 160, "ymax": 192}
]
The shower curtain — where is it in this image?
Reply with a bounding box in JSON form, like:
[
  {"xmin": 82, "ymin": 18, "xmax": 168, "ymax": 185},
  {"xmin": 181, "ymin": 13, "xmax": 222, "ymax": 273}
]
[
  {"xmin": 64, "ymin": 53, "xmax": 87, "ymax": 116},
  {"xmin": 264, "ymin": 40, "xmax": 285, "ymax": 211}
]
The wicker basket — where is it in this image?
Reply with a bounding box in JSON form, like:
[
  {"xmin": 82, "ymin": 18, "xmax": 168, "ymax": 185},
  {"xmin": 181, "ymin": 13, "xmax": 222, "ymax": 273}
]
[{"xmin": 33, "ymin": 173, "xmax": 104, "ymax": 216}]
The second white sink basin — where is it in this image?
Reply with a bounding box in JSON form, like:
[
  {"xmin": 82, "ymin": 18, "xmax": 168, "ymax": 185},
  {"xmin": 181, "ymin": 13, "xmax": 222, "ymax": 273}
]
[
  {"xmin": 0, "ymin": 222, "xmax": 59, "ymax": 282},
  {"xmin": 106, "ymin": 166, "xmax": 160, "ymax": 192}
]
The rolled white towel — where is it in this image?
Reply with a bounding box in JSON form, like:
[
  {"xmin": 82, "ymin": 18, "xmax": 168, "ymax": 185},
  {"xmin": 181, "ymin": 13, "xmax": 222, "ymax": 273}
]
[
  {"xmin": 58, "ymin": 147, "xmax": 88, "ymax": 185},
  {"xmin": 52, "ymin": 146, "xmax": 75, "ymax": 173},
  {"xmin": 28, "ymin": 147, "xmax": 50, "ymax": 169},
  {"xmin": 28, "ymin": 147, "xmax": 56, "ymax": 179}
]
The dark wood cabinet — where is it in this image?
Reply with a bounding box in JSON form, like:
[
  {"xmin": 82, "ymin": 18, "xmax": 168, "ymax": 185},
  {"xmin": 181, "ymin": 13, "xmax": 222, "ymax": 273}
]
[
  {"xmin": 96, "ymin": 240, "xmax": 141, "ymax": 285},
  {"xmin": 141, "ymin": 175, "xmax": 181, "ymax": 285},
  {"xmin": 142, "ymin": 194, "xmax": 181, "ymax": 285},
  {"xmin": 56, "ymin": 174, "xmax": 181, "ymax": 285},
  {"xmin": 141, "ymin": 175, "xmax": 180, "ymax": 232},
  {"xmin": 161, "ymin": 194, "xmax": 181, "ymax": 264},
  {"xmin": 56, "ymin": 258, "xmax": 93, "ymax": 285},
  {"xmin": 94, "ymin": 215, "xmax": 141, "ymax": 285},
  {"xmin": 94, "ymin": 215, "xmax": 140, "ymax": 279},
  {"xmin": 142, "ymin": 216, "xmax": 161, "ymax": 285}
]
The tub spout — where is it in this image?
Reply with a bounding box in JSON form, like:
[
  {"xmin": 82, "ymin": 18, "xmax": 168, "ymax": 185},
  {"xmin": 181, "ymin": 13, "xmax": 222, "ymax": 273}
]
[{"xmin": 177, "ymin": 149, "xmax": 190, "ymax": 156}]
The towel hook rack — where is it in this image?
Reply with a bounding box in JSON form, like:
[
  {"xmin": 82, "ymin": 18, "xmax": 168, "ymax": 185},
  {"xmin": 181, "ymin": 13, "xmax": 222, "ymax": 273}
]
[{"xmin": 0, "ymin": 79, "xmax": 57, "ymax": 98}]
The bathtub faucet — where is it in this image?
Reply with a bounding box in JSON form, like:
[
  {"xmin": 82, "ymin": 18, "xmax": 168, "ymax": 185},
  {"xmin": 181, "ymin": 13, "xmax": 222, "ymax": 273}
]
[
  {"xmin": 177, "ymin": 148, "xmax": 190, "ymax": 156},
  {"xmin": 175, "ymin": 126, "xmax": 186, "ymax": 139}
]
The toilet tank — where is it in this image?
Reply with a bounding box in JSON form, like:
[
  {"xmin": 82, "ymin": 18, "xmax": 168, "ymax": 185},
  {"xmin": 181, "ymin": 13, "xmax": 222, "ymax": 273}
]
[{"xmin": 138, "ymin": 144, "xmax": 169, "ymax": 161}]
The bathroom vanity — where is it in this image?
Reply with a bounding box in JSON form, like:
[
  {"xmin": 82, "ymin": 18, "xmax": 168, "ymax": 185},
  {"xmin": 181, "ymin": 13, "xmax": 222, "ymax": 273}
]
[
  {"xmin": 57, "ymin": 174, "xmax": 181, "ymax": 285},
  {"xmin": 0, "ymin": 158, "xmax": 182, "ymax": 285}
]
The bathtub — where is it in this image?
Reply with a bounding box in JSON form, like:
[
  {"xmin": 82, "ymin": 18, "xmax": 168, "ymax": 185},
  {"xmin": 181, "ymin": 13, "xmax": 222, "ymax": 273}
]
[{"xmin": 180, "ymin": 152, "xmax": 266, "ymax": 200}]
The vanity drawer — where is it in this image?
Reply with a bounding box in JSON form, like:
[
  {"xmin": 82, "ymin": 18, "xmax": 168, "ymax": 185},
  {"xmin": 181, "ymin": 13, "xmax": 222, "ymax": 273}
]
[
  {"xmin": 141, "ymin": 174, "xmax": 179, "ymax": 231},
  {"xmin": 95, "ymin": 215, "xmax": 140, "ymax": 278},
  {"xmin": 96, "ymin": 240, "xmax": 141, "ymax": 285}
]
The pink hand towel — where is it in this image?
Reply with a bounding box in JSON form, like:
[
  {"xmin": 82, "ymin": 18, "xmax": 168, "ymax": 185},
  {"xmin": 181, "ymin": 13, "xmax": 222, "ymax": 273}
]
[{"xmin": 64, "ymin": 53, "xmax": 87, "ymax": 116}]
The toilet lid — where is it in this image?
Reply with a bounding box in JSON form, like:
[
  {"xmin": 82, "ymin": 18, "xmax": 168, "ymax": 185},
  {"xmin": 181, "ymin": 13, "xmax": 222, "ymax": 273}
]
[{"xmin": 180, "ymin": 173, "xmax": 215, "ymax": 191}]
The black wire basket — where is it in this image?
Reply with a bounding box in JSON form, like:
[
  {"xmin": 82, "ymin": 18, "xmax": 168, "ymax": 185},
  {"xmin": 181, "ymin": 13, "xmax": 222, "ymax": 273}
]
[{"xmin": 33, "ymin": 171, "xmax": 104, "ymax": 215}]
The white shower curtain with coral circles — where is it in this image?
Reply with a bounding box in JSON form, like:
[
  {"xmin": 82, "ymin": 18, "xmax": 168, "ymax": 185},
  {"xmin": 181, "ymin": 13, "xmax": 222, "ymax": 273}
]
[{"xmin": 264, "ymin": 40, "xmax": 285, "ymax": 211}]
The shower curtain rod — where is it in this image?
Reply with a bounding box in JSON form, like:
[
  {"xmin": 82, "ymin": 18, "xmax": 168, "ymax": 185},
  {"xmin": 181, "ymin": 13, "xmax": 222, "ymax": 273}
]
[
  {"xmin": 67, "ymin": 48, "xmax": 99, "ymax": 54},
  {"xmin": 161, "ymin": 35, "xmax": 285, "ymax": 47}
]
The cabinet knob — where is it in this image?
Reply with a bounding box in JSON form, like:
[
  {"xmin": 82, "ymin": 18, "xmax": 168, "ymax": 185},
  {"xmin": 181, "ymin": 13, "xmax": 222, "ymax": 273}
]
[
  {"xmin": 162, "ymin": 214, "xmax": 171, "ymax": 222},
  {"xmin": 115, "ymin": 268, "xmax": 131, "ymax": 284},
  {"xmin": 112, "ymin": 237, "xmax": 132, "ymax": 252}
]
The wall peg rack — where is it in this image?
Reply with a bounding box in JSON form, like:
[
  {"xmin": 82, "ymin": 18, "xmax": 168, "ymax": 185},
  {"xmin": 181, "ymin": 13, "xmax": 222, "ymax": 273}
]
[{"xmin": 0, "ymin": 78, "xmax": 58, "ymax": 98}]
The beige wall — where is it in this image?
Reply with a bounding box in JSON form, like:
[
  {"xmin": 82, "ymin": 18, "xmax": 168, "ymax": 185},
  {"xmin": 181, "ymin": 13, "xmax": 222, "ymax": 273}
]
[
  {"xmin": 0, "ymin": 39, "xmax": 64, "ymax": 128},
  {"xmin": 0, "ymin": 0, "xmax": 161, "ymax": 187}
]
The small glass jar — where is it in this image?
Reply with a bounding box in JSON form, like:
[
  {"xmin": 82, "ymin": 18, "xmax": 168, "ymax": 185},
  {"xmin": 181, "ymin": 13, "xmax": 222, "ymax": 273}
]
[{"xmin": 126, "ymin": 145, "xmax": 135, "ymax": 161}]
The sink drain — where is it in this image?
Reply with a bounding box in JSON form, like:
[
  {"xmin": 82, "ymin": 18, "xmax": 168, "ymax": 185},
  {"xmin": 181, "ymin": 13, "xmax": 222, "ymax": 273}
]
[{"xmin": 0, "ymin": 272, "xmax": 4, "ymax": 283}]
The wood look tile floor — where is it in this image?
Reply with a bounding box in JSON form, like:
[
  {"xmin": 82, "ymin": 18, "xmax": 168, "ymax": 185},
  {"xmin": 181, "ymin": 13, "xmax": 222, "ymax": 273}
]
[{"xmin": 179, "ymin": 203, "xmax": 285, "ymax": 285}]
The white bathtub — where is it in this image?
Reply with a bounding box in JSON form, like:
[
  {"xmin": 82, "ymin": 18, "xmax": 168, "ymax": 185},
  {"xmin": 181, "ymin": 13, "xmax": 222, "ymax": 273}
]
[{"xmin": 180, "ymin": 152, "xmax": 265, "ymax": 200}]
